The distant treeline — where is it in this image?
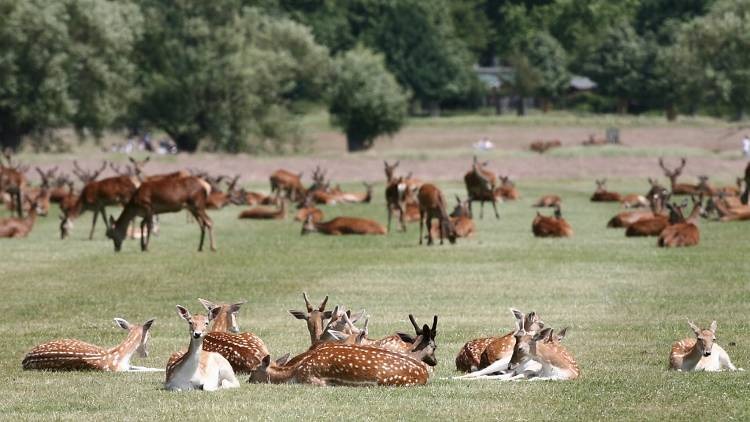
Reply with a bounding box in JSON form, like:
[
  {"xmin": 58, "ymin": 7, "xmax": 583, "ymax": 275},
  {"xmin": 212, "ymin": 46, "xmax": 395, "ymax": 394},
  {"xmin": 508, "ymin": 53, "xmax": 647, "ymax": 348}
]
[{"xmin": 1, "ymin": 0, "xmax": 748, "ymax": 152}]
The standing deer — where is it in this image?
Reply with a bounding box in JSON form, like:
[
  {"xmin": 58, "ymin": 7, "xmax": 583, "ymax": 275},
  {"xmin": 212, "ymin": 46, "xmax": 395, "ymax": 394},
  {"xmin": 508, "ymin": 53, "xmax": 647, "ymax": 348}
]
[
  {"xmin": 659, "ymin": 158, "xmax": 700, "ymax": 195},
  {"xmin": 269, "ymin": 169, "xmax": 306, "ymax": 201},
  {"xmin": 658, "ymin": 197, "xmax": 702, "ymax": 247},
  {"xmin": 60, "ymin": 175, "xmax": 139, "ymax": 239},
  {"xmin": 532, "ymin": 205, "xmax": 573, "ymax": 237},
  {"xmin": 301, "ymin": 214, "xmax": 386, "ymax": 236},
  {"xmin": 0, "ymin": 151, "xmax": 26, "ymax": 217},
  {"xmin": 22, "ymin": 318, "xmax": 157, "ymax": 372},
  {"xmin": 418, "ymin": 183, "xmax": 457, "ymax": 245},
  {"xmin": 464, "ymin": 156, "xmax": 500, "ymax": 219},
  {"xmin": 669, "ymin": 320, "xmax": 742, "ymax": 372},
  {"xmin": 106, "ymin": 176, "xmax": 215, "ymax": 252},
  {"xmin": 590, "ymin": 179, "xmax": 622, "ymax": 202},
  {"xmin": 165, "ymin": 305, "xmax": 240, "ymax": 391}
]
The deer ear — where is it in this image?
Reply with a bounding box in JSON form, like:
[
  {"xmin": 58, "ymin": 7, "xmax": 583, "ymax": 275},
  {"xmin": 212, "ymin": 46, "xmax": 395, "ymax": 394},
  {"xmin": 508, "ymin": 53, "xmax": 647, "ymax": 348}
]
[
  {"xmin": 322, "ymin": 310, "xmax": 333, "ymax": 319},
  {"xmin": 289, "ymin": 310, "xmax": 307, "ymax": 320},
  {"xmin": 510, "ymin": 308, "xmax": 524, "ymax": 322},
  {"xmin": 533, "ymin": 327, "xmax": 552, "ymax": 341},
  {"xmin": 276, "ymin": 353, "xmax": 290, "ymax": 366},
  {"xmin": 114, "ymin": 318, "xmax": 131, "ymax": 330},
  {"xmin": 229, "ymin": 301, "xmax": 246, "ymax": 313},
  {"xmin": 557, "ymin": 327, "xmax": 568, "ymax": 342},
  {"xmin": 197, "ymin": 298, "xmax": 215, "ymax": 311},
  {"xmin": 176, "ymin": 305, "xmax": 191, "ymax": 321},
  {"xmin": 142, "ymin": 318, "xmax": 156, "ymax": 331},
  {"xmin": 208, "ymin": 306, "xmax": 222, "ymax": 321},
  {"xmin": 396, "ymin": 332, "xmax": 416, "ymax": 344},
  {"xmin": 687, "ymin": 320, "xmax": 701, "ymax": 335},
  {"xmin": 261, "ymin": 355, "xmax": 271, "ymax": 367},
  {"xmin": 709, "ymin": 321, "xmax": 717, "ymax": 333}
]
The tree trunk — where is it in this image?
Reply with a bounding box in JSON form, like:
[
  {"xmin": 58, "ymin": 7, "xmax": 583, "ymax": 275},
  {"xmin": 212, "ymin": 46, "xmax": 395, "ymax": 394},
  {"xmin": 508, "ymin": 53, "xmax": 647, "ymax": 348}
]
[
  {"xmin": 542, "ymin": 98, "xmax": 551, "ymax": 113},
  {"xmin": 0, "ymin": 128, "xmax": 24, "ymax": 152},
  {"xmin": 346, "ymin": 132, "xmax": 371, "ymax": 152},
  {"xmin": 516, "ymin": 96, "xmax": 525, "ymax": 116},
  {"xmin": 665, "ymin": 103, "xmax": 677, "ymax": 121},
  {"xmin": 428, "ymin": 101, "xmax": 440, "ymax": 117},
  {"xmin": 616, "ymin": 98, "xmax": 628, "ymax": 114}
]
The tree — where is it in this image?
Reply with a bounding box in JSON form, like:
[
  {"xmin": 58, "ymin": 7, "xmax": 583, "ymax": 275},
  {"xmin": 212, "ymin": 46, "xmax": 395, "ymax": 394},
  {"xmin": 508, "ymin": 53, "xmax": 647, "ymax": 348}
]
[
  {"xmin": 328, "ymin": 47, "xmax": 408, "ymax": 152},
  {"xmin": 584, "ymin": 21, "xmax": 647, "ymax": 114},
  {"xmin": 133, "ymin": 2, "xmax": 330, "ymax": 152},
  {"xmin": 0, "ymin": 0, "xmax": 142, "ymax": 150},
  {"xmin": 519, "ymin": 31, "xmax": 570, "ymax": 112},
  {"xmin": 507, "ymin": 53, "xmax": 541, "ymax": 116}
]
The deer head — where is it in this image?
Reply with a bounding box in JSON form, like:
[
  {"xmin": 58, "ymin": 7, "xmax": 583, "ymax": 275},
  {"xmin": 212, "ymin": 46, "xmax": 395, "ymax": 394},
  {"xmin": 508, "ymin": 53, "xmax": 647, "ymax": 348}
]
[
  {"xmin": 128, "ymin": 156, "xmax": 150, "ymax": 178},
  {"xmin": 595, "ymin": 179, "xmax": 607, "ymax": 192},
  {"xmin": 451, "ymin": 196, "xmax": 472, "ymax": 218},
  {"xmin": 248, "ymin": 354, "xmax": 292, "ymax": 383},
  {"xmin": 659, "ymin": 157, "xmax": 686, "ymax": 182},
  {"xmin": 384, "ymin": 160, "xmax": 400, "ymax": 182},
  {"xmin": 687, "ymin": 320, "xmax": 717, "ymax": 358},
  {"xmin": 106, "ymin": 215, "xmax": 126, "ymax": 252},
  {"xmin": 395, "ymin": 315, "xmax": 439, "ymax": 366},
  {"xmin": 176, "ymin": 305, "xmax": 221, "ymax": 340},
  {"xmin": 114, "ymin": 317, "xmax": 156, "ymax": 358},
  {"xmin": 197, "ymin": 298, "xmax": 246, "ymax": 333},
  {"xmin": 289, "ymin": 293, "xmax": 332, "ymax": 345}
]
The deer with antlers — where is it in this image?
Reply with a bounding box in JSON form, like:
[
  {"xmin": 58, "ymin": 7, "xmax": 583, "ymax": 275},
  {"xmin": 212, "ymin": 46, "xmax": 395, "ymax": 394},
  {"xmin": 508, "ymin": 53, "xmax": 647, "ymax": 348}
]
[
  {"xmin": 464, "ymin": 156, "xmax": 500, "ymax": 219},
  {"xmin": 0, "ymin": 194, "xmax": 45, "ymax": 238},
  {"xmin": 295, "ymin": 195, "xmax": 324, "ymax": 223},
  {"xmin": 532, "ymin": 205, "xmax": 573, "ymax": 237},
  {"xmin": 301, "ymin": 214, "xmax": 386, "ymax": 236},
  {"xmin": 669, "ymin": 320, "xmax": 742, "ymax": 372},
  {"xmin": 625, "ymin": 194, "xmax": 681, "ymax": 237},
  {"xmin": 658, "ymin": 197, "xmax": 703, "ymax": 247},
  {"xmin": 418, "ymin": 183, "xmax": 457, "ymax": 245},
  {"xmin": 22, "ymin": 317, "xmax": 157, "ymax": 372},
  {"xmin": 0, "ymin": 150, "xmax": 27, "ymax": 217},
  {"xmin": 658, "ymin": 158, "xmax": 701, "ymax": 195},
  {"xmin": 106, "ymin": 176, "xmax": 215, "ymax": 252},
  {"xmin": 269, "ymin": 169, "xmax": 306, "ymax": 201},
  {"xmin": 590, "ymin": 179, "xmax": 622, "ymax": 202},
  {"xmin": 165, "ymin": 305, "xmax": 240, "ymax": 391}
]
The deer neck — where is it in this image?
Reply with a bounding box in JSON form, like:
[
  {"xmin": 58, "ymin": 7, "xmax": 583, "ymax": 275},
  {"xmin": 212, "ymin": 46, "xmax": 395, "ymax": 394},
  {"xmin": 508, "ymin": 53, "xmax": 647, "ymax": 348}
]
[
  {"xmin": 681, "ymin": 339, "xmax": 704, "ymax": 368},
  {"xmin": 114, "ymin": 203, "xmax": 138, "ymax": 238},
  {"xmin": 210, "ymin": 313, "xmax": 230, "ymax": 333},
  {"xmin": 263, "ymin": 362, "xmax": 298, "ymax": 384},
  {"xmin": 104, "ymin": 329, "xmax": 142, "ymax": 371},
  {"xmin": 171, "ymin": 335, "xmax": 205, "ymax": 381}
]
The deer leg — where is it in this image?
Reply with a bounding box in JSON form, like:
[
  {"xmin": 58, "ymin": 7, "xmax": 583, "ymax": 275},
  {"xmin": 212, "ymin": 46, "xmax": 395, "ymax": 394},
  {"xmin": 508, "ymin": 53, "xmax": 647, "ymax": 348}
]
[
  {"xmin": 387, "ymin": 205, "xmax": 392, "ymax": 232},
  {"xmin": 491, "ymin": 198, "xmax": 500, "ymax": 219},
  {"xmin": 398, "ymin": 203, "xmax": 406, "ymax": 232},
  {"xmin": 89, "ymin": 208, "xmax": 99, "ymax": 240},
  {"xmin": 480, "ymin": 200, "xmax": 485, "ymax": 219},
  {"xmin": 99, "ymin": 208, "xmax": 109, "ymax": 237},
  {"xmin": 439, "ymin": 217, "xmax": 444, "ymax": 245},
  {"xmin": 418, "ymin": 209, "xmax": 424, "ymax": 245},
  {"xmin": 14, "ymin": 191, "xmax": 22, "ymax": 218},
  {"xmin": 426, "ymin": 215, "xmax": 434, "ymax": 246}
]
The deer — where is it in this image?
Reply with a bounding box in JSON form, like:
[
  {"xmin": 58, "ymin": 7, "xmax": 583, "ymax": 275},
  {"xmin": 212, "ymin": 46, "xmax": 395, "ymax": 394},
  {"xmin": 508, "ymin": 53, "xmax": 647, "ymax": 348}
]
[
  {"xmin": 499, "ymin": 325, "xmax": 580, "ymax": 381},
  {"xmin": 658, "ymin": 197, "xmax": 703, "ymax": 247},
  {"xmin": 295, "ymin": 195, "xmax": 324, "ymax": 223},
  {"xmin": 289, "ymin": 293, "xmax": 334, "ymax": 346},
  {"xmin": 495, "ymin": 175, "xmax": 519, "ymax": 200},
  {"xmin": 238, "ymin": 200, "xmax": 286, "ymax": 220},
  {"xmin": 418, "ymin": 183, "xmax": 457, "ymax": 245},
  {"xmin": 14, "ymin": 167, "xmax": 54, "ymax": 216},
  {"xmin": 301, "ymin": 214, "xmax": 386, "ymax": 236},
  {"xmin": 430, "ymin": 196, "xmax": 474, "ymax": 239},
  {"xmin": 705, "ymin": 193, "xmax": 750, "ymax": 221},
  {"xmin": 165, "ymin": 305, "xmax": 240, "ymax": 391},
  {"xmin": 336, "ymin": 182, "xmax": 373, "ymax": 204},
  {"xmin": 106, "ymin": 176, "xmax": 215, "ymax": 252},
  {"xmin": 659, "ymin": 157, "xmax": 700, "ymax": 195},
  {"xmin": 0, "ymin": 151, "xmax": 27, "ymax": 217},
  {"xmin": 0, "ymin": 194, "xmax": 44, "ymax": 238},
  {"xmin": 454, "ymin": 309, "xmax": 543, "ymax": 377},
  {"xmin": 385, "ymin": 162, "xmax": 422, "ymax": 232},
  {"xmin": 608, "ymin": 186, "xmax": 669, "ymax": 228},
  {"xmin": 533, "ymin": 195, "xmax": 561, "ymax": 208},
  {"xmin": 48, "ymin": 173, "xmax": 73, "ymax": 204},
  {"xmin": 269, "ymin": 169, "xmax": 306, "ymax": 201},
  {"xmin": 529, "ymin": 140, "xmax": 561, "ymax": 153},
  {"xmin": 669, "ymin": 320, "xmax": 742, "ymax": 372},
  {"xmin": 464, "ymin": 156, "xmax": 500, "ymax": 219},
  {"xmin": 625, "ymin": 195, "xmax": 681, "ymax": 237},
  {"xmin": 532, "ymin": 205, "xmax": 573, "ymax": 237},
  {"xmin": 22, "ymin": 317, "xmax": 158, "ymax": 372},
  {"xmin": 742, "ymin": 161, "xmax": 750, "ymax": 205},
  {"xmin": 72, "ymin": 160, "xmax": 107, "ymax": 185},
  {"xmin": 590, "ymin": 179, "xmax": 622, "ymax": 202}
]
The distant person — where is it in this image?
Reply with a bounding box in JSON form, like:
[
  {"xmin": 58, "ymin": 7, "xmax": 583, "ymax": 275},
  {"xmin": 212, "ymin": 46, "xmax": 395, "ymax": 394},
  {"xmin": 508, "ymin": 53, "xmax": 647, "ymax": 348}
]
[{"xmin": 743, "ymin": 135, "xmax": 750, "ymax": 157}]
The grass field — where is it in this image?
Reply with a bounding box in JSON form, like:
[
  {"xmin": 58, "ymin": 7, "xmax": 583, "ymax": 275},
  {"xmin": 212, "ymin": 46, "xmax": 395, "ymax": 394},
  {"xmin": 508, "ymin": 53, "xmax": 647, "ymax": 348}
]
[{"xmin": 1, "ymin": 177, "xmax": 749, "ymax": 421}]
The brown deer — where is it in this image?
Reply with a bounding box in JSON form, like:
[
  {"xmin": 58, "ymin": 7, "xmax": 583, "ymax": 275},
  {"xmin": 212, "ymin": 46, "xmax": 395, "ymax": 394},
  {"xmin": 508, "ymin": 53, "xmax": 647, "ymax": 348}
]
[
  {"xmin": 0, "ymin": 195, "xmax": 44, "ymax": 238},
  {"xmin": 659, "ymin": 158, "xmax": 700, "ymax": 195},
  {"xmin": 384, "ymin": 160, "xmax": 400, "ymax": 183},
  {"xmin": 533, "ymin": 195, "xmax": 561, "ymax": 207},
  {"xmin": 418, "ymin": 183, "xmax": 457, "ymax": 245},
  {"xmin": 336, "ymin": 182, "xmax": 373, "ymax": 204},
  {"xmin": 301, "ymin": 214, "xmax": 386, "ymax": 236},
  {"xmin": 658, "ymin": 197, "xmax": 703, "ymax": 247},
  {"xmin": 625, "ymin": 198, "xmax": 677, "ymax": 237},
  {"xmin": 60, "ymin": 175, "xmax": 139, "ymax": 240},
  {"xmin": 165, "ymin": 305, "xmax": 240, "ymax": 391},
  {"xmin": 530, "ymin": 140, "xmax": 561, "ymax": 153},
  {"xmin": 295, "ymin": 195, "xmax": 324, "ymax": 223},
  {"xmin": 430, "ymin": 196, "xmax": 474, "ymax": 239},
  {"xmin": 620, "ymin": 193, "xmax": 648, "ymax": 208},
  {"xmin": 289, "ymin": 293, "xmax": 334, "ymax": 346},
  {"xmin": 495, "ymin": 175, "xmax": 519, "ymax": 200},
  {"xmin": 590, "ymin": 179, "xmax": 622, "ymax": 202},
  {"xmin": 238, "ymin": 200, "xmax": 286, "ymax": 220},
  {"xmin": 532, "ymin": 205, "xmax": 573, "ymax": 237},
  {"xmin": 0, "ymin": 151, "xmax": 26, "ymax": 217},
  {"xmin": 500, "ymin": 326, "xmax": 580, "ymax": 380},
  {"xmin": 705, "ymin": 193, "xmax": 750, "ymax": 221},
  {"xmin": 269, "ymin": 169, "xmax": 306, "ymax": 201},
  {"xmin": 454, "ymin": 309, "xmax": 543, "ymax": 377},
  {"xmin": 22, "ymin": 318, "xmax": 157, "ymax": 372},
  {"xmin": 72, "ymin": 160, "xmax": 107, "ymax": 185},
  {"xmin": 106, "ymin": 176, "xmax": 215, "ymax": 252},
  {"xmin": 336, "ymin": 314, "xmax": 438, "ymax": 364},
  {"xmin": 669, "ymin": 320, "xmax": 742, "ymax": 372},
  {"xmin": 608, "ymin": 187, "xmax": 669, "ymax": 228},
  {"xmin": 464, "ymin": 156, "xmax": 500, "ymax": 219}
]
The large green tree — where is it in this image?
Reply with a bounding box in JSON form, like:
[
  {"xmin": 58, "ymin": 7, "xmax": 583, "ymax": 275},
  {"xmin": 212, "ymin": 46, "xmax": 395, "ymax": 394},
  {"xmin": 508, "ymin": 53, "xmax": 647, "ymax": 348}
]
[
  {"xmin": 518, "ymin": 31, "xmax": 570, "ymax": 112},
  {"xmin": 0, "ymin": 0, "xmax": 142, "ymax": 150}
]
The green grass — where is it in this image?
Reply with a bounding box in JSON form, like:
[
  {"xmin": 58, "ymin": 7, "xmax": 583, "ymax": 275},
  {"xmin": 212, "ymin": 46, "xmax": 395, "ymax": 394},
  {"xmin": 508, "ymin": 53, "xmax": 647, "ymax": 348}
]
[{"xmin": 1, "ymin": 180, "xmax": 749, "ymax": 421}]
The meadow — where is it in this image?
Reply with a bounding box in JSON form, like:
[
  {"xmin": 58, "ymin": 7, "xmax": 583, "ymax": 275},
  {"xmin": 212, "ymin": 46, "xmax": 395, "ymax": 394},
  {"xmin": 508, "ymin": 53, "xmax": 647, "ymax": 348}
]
[{"xmin": 1, "ymin": 171, "xmax": 749, "ymax": 420}]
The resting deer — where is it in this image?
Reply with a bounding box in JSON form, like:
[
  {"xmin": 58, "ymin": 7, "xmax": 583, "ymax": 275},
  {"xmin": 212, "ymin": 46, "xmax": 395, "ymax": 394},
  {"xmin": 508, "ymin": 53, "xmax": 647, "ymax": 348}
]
[
  {"xmin": 336, "ymin": 314, "xmax": 439, "ymax": 364},
  {"xmin": 301, "ymin": 214, "xmax": 386, "ymax": 236},
  {"xmin": 454, "ymin": 309, "xmax": 543, "ymax": 377},
  {"xmin": 430, "ymin": 196, "xmax": 474, "ymax": 239},
  {"xmin": 659, "ymin": 158, "xmax": 700, "ymax": 195},
  {"xmin": 625, "ymin": 194, "xmax": 679, "ymax": 237},
  {"xmin": 669, "ymin": 320, "xmax": 742, "ymax": 372},
  {"xmin": 165, "ymin": 305, "xmax": 240, "ymax": 391},
  {"xmin": 464, "ymin": 156, "xmax": 500, "ymax": 219},
  {"xmin": 0, "ymin": 195, "xmax": 44, "ymax": 238},
  {"xmin": 590, "ymin": 179, "xmax": 622, "ymax": 202},
  {"xmin": 289, "ymin": 293, "xmax": 334, "ymax": 346},
  {"xmin": 106, "ymin": 176, "xmax": 215, "ymax": 252},
  {"xmin": 499, "ymin": 326, "xmax": 580, "ymax": 381},
  {"xmin": 495, "ymin": 175, "xmax": 519, "ymax": 200},
  {"xmin": 238, "ymin": 200, "xmax": 286, "ymax": 220},
  {"xmin": 658, "ymin": 197, "xmax": 702, "ymax": 247},
  {"xmin": 269, "ymin": 169, "xmax": 306, "ymax": 201},
  {"xmin": 418, "ymin": 183, "xmax": 457, "ymax": 245},
  {"xmin": 608, "ymin": 186, "xmax": 668, "ymax": 228},
  {"xmin": 295, "ymin": 196, "xmax": 324, "ymax": 223},
  {"xmin": 529, "ymin": 140, "xmax": 561, "ymax": 153},
  {"xmin": 533, "ymin": 195, "xmax": 561, "ymax": 208},
  {"xmin": 532, "ymin": 205, "xmax": 573, "ymax": 237},
  {"xmin": 22, "ymin": 317, "xmax": 158, "ymax": 372}
]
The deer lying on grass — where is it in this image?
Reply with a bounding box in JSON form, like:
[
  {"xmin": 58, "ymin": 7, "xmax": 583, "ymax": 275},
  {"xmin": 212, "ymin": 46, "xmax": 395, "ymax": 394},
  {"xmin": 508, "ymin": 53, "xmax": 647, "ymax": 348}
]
[
  {"xmin": 14, "ymin": 167, "xmax": 54, "ymax": 216},
  {"xmin": 533, "ymin": 195, "xmax": 561, "ymax": 207},
  {"xmin": 495, "ymin": 175, "xmax": 519, "ymax": 200},
  {"xmin": 608, "ymin": 186, "xmax": 669, "ymax": 228},
  {"xmin": 590, "ymin": 179, "xmax": 622, "ymax": 202},
  {"xmin": 659, "ymin": 158, "xmax": 700, "ymax": 195},
  {"xmin": 464, "ymin": 156, "xmax": 500, "ymax": 219},
  {"xmin": 106, "ymin": 176, "xmax": 215, "ymax": 252},
  {"xmin": 238, "ymin": 200, "xmax": 286, "ymax": 220},
  {"xmin": 301, "ymin": 214, "xmax": 386, "ymax": 236},
  {"xmin": 532, "ymin": 205, "xmax": 573, "ymax": 237},
  {"xmin": 658, "ymin": 197, "xmax": 703, "ymax": 247},
  {"xmin": 498, "ymin": 325, "xmax": 579, "ymax": 381},
  {"xmin": 22, "ymin": 318, "xmax": 158, "ymax": 372},
  {"xmin": 289, "ymin": 293, "xmax": 334, "ymax": 346},
  {"xmin": 165, "ymin": 305, "xmax": 240, "ymax": 391},
  {"xmin": 704, "ymin": 193, "xmax": 750, "ymax": 221},
  {"xmin": 270, "ymin": 169, "xmax": 306, "ymax": 201},
  {"xmin": 0, "ymin": 195, "xmax": 44, "ymax": 238},
  {"xmin": 625, "ymin": 195, "xmax": 679, "ymax": 237},
  {"xmin": 430, "ymin": 196, "xmax": 474, "ymax": 239},
  {"xmin": 530, "ymin": 140, "xmax": 561, "ymax": 153},
  {"xmin": 454, "ymin": 309, "xmax": 543, "ymax": 376},
  {"xmin": 669, "ymin": 320, "xmax": 742, "ymax": 372},
  {"xmin": 295, "ymin": 196, "xmax": 324, "ymax": 223},
  {"xmin": 418, "ymin": 183, "xmax": 457, "ymax": 245}
]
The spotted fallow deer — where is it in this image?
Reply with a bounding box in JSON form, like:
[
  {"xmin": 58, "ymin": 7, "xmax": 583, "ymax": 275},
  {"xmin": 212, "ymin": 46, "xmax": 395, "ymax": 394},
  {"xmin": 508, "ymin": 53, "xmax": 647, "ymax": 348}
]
[
  {"xmin": 658, "ymin": 197, "xmax": 703, "ymax": 247},
  {"xmin": 497, "ymin": 325, "xmax": 580, "ymax": 381},
  {"xmin": 106, "ymin": 176, "xmax": 215, "ymax": 252},
  {"xmin": 301, "ymin": 214, "xmax": 386, "ymax": 236},
  {"xmin": 464, "ymin": 156, "xmax": 500, "ymax": 219},
  {"xmin": 289, "ymin": 293, "xmax": 334, "ymax": 346},
  {"xmin": 22, "ymin": 318, "xmax": 157, "ymax": 372},
  {"xmin": 165, "ymin": 305, "xmax": 240, "ymax": 391},
  {"xmin": 590, "ymin": 179, "xmax": 622, "ymax": 202},
  {"xmin": 418, "ymin": 183, "xmax": 457, "ymax": 245},
  {"xmin": 532, "ymin": 205, "xmax": 573, "ymax": 237},
  {"xmin": 533, "ymin": 195, "xmax": 561, "ymax": 208},
  {"xmin": 669, "ymin": 320, "xmax": 742, "ymax": 372},
  {"xmin": 454, "ymin": 309, "xmax": 543, "ymax": 377}
]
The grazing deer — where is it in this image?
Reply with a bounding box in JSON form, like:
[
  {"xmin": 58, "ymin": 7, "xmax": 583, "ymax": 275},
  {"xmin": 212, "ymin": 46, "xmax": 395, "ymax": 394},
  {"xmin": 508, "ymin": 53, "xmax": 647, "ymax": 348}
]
[
  {"xmin": 22, "ymin": 318, "xmax": 157, "ymax": 372},
  {"xmin": 659, "ymin": 158, "xmax": 700, "ymax": 195},
  {"xmin": 106, "ymin": 176, "xmax": 215, "ymax": 252},
  {"xmin": 532, "ymin": 205, "xmax": 573, "ymax": 237},
  {"xmin": 454, "ymin": 309, "xmax": 543, "ymax": 377},
  {"xmin": 289, "ymin": 293, "xmax": 334, "ymax": 346},
  {"xmin": 464, "ymin": 156, "xmax": 500, "ymax": 219},
  {"xmin": 418, "ymin": 183, "xmax": 457, "ymax": 245},
  {"xmin": 658, "ymin": 197, "xmax": 703, "ymax": 247},
  {"xmin": 430, "ymin": 196, "xmax": 474, "ymax": 239},
  {"xmin": 238, "ymin": 200, "xmax": 286, "ymax": 220},
  {"xmin": 269, "ymin": 169, "xmax": 306, "ymax": 201},
  {"xmin": 495, "ymin": 175, "xmax": 519, "ymax": 200},
  {"xmin": 165, "ymin": 305, "xmax": 240, "ymax": 391},
  {"xmin": 60, "ymin": 175, "xmax": 139, "ymax": 240},
  {"xmin": 670, "ymin": 320, "xmax": 742, "ymax": 372},
  {"xmin": 301, "ymin": 214, "xmax": 386, "ymax": 236},
  {"xmin": 590, "ymin": 179, "xmax": 622, "ymax": 202},
  {"xmin": 0, "ymin": 195, "xmax": 44, "ymax": 238},
  {"xmin": 533, "ymin": 195, "xmax": 561, "ymax": 207}
]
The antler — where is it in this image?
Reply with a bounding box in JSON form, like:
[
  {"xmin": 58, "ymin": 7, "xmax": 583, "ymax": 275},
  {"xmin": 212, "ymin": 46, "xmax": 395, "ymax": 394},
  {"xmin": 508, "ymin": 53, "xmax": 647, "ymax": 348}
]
[
  {"xmin": 318, "ymin": 295, "xmax": 328, "ymax": 312},
  {"xmin": 409, "ymin": 314, "xmax": 423, "ymax": 335},
  {"xmin": 302, "ymin": 292, "xmax": 313, "ymax": 313}
]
